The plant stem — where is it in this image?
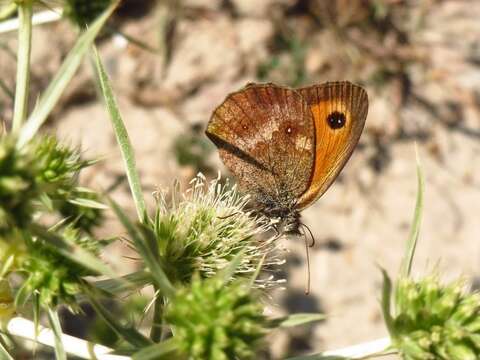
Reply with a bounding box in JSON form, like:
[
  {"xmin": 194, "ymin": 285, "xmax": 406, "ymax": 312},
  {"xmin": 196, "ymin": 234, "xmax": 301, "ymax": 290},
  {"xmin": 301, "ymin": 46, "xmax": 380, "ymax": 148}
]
[
  {"xmin": 12, "ymin": 1, "xmax": 33, "ymax": 134},
  {"xmin": 7, "ymin": 316, "xmax": 129, "ymax": 359},
  {"xmin": 150, "ymin": 290, "xmax": 163, "ymax": 342},
  {"xmin": 400, "ymin": 144, "xmax": 424, "ymax": 278}
]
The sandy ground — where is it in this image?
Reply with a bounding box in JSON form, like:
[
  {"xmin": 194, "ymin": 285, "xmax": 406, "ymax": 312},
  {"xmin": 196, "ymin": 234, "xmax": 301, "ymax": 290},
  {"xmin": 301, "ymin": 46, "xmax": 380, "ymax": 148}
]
[{"xmin": 1, "ymin": 0, "xmax": 480, "ymax": 358}]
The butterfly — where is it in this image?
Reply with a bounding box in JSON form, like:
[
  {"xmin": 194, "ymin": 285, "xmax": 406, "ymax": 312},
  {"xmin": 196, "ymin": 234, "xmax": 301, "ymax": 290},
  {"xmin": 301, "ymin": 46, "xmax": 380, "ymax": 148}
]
[{"xmin": 205, "ymin": 82, "xmax": 368, "ymax": 291}]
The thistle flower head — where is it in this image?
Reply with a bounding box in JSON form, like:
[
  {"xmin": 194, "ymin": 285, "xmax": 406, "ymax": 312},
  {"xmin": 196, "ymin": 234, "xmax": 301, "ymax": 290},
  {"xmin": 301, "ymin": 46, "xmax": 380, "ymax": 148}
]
[
  {"xmin": 21, "ymin": 224, "xmax": 102, "ymax": 308},
  {"xmin": 34, "ymin": 136, "xmax": 87, "ymax": 187},
  {"xmin": 0, "ymin": 135, "xmax": 93, "ymax": 232},
  {"xmin": 389, "ymin": 273, "xmax": 480, "ymax": 360},
  {"xmin": 150, "ymin": 174, "xmax": 284, "ymax": 288},
  {"xmin": 166, "ymin": 274, "xmax": 268, "ymax": 360},
  {"xmin": 0, "ymin": 136, "xmax": 39, "ymax": 231}
]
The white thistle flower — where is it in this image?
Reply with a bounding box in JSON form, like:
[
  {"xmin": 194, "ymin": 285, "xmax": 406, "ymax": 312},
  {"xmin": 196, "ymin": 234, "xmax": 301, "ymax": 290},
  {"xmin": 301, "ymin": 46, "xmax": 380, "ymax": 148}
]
[{"xmin": 151, "ymin": 173, "xmax": 285, "ymax": 289}]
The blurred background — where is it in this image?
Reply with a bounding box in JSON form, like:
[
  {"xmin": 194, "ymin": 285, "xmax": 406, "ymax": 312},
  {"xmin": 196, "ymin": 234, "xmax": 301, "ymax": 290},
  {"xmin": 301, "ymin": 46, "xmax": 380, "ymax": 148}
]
[{"xmin": 1, "ymin": 0, "xmax": 480, "ymax": 358}]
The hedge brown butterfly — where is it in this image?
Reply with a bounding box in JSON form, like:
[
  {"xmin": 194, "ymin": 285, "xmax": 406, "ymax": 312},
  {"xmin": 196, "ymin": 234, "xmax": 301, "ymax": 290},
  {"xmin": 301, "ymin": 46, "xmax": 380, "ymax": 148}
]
[{"xmin": 205, "ymin": 81, "xmax": 368, "ymax": 292}]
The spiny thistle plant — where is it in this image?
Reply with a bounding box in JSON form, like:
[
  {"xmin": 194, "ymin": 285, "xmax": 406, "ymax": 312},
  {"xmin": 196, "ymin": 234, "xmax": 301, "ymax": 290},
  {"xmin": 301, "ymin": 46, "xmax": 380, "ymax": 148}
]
[
  {"xmin": 166, "ymin": 274, "xmax": 269, "ymax": 360},
  {"xmin": 21, "ymin": 224, "xmax": 105, "ymax": 309},
  {"xmin": 0, "ymin": 1, "xmax": 478, "ymax": 359},
  {"xmin": 383, "ymin": 273, "xmax": 480, "ymax": 360},
  {"xmin": 147, "ymin": 174, "xmax": 285, "ymax": 287}
]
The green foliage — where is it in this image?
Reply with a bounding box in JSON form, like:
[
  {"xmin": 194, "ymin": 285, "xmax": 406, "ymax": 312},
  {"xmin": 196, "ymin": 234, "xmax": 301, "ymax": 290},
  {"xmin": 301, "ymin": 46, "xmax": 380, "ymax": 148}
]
[
  {"xmin": 0, "ymin": 278, "xmax": 14, "ymax": 325},
  {"xmin": 166, "ymin": 274, "xmax": 268, "ymax": 360},
  {"xmin": 21, "ymin": 224, "xmax": 103, "ymax": 308},
  {"xmin": 148, "ymin": 175, "xmax": 284, "ymax": 287},
  {"xmin": 34, "ymin": 136, "xmax": 86, "ymax": 186},
  {"xmin": 388, "ymin": 274, "xmax": 480, "ymax": 360},
  {"xmin": 64, "ymin": 0, "xmax": 113, "ymax": 27},
  {"xmin": 58, "ymin": 189, "xmax": 105, "ymax": 233},
  {"xmin": 0, "ymin": 137, "xmax": 38, "ymax": 231},
  {"xmin": 0, "ymin": 135, "xmax": 101, "ymax": 234}
]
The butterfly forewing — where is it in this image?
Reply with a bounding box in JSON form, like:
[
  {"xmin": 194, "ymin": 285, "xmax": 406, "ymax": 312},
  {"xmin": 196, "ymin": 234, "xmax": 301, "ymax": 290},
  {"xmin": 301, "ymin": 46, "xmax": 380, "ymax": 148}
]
[
  {"xmin": 206, "ymin": 84, "xmax": 315, "ymax": 209},
  {"xmin": 296, "ymin": 81, "xmax": 368, "ymax": 209}
]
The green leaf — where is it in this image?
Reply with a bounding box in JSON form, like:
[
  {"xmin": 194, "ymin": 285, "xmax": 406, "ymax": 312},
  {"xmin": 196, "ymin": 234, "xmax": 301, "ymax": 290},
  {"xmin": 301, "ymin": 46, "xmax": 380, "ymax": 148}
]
[
  {"xmin": 381, "ymin": 268, "xmax": 395, "ymax": 336},
  {"xmin": 11, "ymin": 2, "xmax": 33, "ymax": 134},
  {"xmin": 249, "ymin": 254, "xmax": 265, "ymax": 287},
  {"xmin": 93, "ymin": 47, "xmax": 147, "ymax": 222},
  {"xmin": 219, "ymin": 250, "xmax": 245, "ymax": 285},
  {"xmin": 17, "ymin": 1, "xmax": 119, "ymax": 148},
  {"xmin": 47, "ymin": 308, "xmax": 66, "ymax": 360},
  {"xmin": 271, "ymin": 313, "xmax": 325, "ymax": 328},
  {"xmin": 29, "ymin": 224, "xmax": 117, "ymax": 279},
  {"xmin": 400, "ymin": 144, "xmax": 425, "ymax": 278},
  {"xmin": 132, "ymin": 338, "xmax": 177, "ymax": 360},
  {"xmin": 67, "ymin": 197, "xmax": 108, "ymax": 209},
  {"xmin": 0, "ymin": 3, "xmax": 17, "ymax": 22},
  {"xmin": 14, "ymin": 282, "xmax": 30, "ymax": 308},
  {"xmin": 92, "ymin": 270, "xmax": 152, "ymax": 295},
  {"xmin": 0, "ymin": 339, "xmax": 14, "ymax": 360},
  {"xmin": 83, "ymin": 284, "xmax": 152, "ymax": 349},
  {"xmin": 108, "ymin": 198, "xmax": 175, "ymax": 298}
]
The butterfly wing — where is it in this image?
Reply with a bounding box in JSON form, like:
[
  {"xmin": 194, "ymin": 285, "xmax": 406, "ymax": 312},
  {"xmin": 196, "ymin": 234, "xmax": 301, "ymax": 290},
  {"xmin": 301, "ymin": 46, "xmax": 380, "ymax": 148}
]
[
  {"xmin": 206, "ymin": 83, "xmax": 315, "ymax": 209},
  {"xmin": 296, "ymin": 81, "xmax": 368, "ymax": 210}
]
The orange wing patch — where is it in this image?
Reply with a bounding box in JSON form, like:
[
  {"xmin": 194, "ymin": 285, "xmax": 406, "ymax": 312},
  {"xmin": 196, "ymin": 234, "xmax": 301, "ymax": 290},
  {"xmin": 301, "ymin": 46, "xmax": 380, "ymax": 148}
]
[{"xmin": 296, "ymin": 82, "xmax": 368, "ymax": 210}]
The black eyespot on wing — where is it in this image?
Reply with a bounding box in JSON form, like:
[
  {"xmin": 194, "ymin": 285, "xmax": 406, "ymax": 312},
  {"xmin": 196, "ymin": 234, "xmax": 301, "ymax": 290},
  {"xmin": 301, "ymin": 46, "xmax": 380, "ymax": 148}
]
[{"xmin": 327, "ymin": 111, "xmax": 346, "ymax": 129}]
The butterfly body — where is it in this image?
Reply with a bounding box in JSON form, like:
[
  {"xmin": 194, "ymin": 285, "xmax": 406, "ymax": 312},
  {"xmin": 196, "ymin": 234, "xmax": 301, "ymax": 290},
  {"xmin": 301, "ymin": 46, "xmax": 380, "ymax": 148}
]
[{"xmin": 206, "ymin": 81, "xmax": 368, "ymax": 235}]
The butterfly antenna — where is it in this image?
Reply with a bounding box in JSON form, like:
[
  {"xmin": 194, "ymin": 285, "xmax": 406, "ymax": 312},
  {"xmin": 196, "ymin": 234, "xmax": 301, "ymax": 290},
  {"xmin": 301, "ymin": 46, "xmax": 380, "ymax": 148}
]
[
  {"xmin": 302, "ymin": 222, "xmax": 316, "ymax": 247},
  {"xmin": 301, "ymin": 228, "xmax": 311, "ymax": 295}
]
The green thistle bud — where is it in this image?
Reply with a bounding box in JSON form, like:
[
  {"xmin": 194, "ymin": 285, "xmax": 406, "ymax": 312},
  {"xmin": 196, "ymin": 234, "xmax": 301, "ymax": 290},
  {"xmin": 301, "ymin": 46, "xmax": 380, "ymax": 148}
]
[
  {"xmin": 0, "ymin": 137, "xmax": 38, "ymax": 231},
  {"xmin": 150, "ymin": 174, "xmax": 284, "ymax": 287},
  {"xmin": 390, "ymin": 274, "xmax": 480, "ymax": 360},
  {"xmin": 34, "ymin": 136, "xmax": 87, "ymax": 187},
  {"xmin": 22, "ymin": 224, "xmax": 102, "ymax": 308},
  {"xmin": 64, "ymin": 0, "xmax": 112, "ymax": 27},
  {"xmin": 0, "ymin": 135, "xmax": 93, "ymax": 232},
  {"xmin": 58, "ymin": 189, "xmax": 105, "ymax": 233},
  {"xmin": 166, "ymin": 275, "xmax": 268, "ymax": 360}
]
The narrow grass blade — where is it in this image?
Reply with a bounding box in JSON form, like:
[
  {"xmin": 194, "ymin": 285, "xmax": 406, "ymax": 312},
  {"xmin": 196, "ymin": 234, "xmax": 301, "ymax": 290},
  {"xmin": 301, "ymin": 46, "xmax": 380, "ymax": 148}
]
[
  {"xmin": 0, "ymin": 77, "xmax": 14, "ymax": 100},
  {"xmin": 400, "ymin": 145, "xmax": 425, "ymax": 278},
  {"xmin": 29, "ymin": 224, "xmax": 117, "ymax": 279},
  {"xmin": 249, "ymin": 254, "xmax": 265, "ymax": 288},
  {"xmin": 132, "ymin": 338, "xmax": 177, "ymax": 360},
  {"xmin": 92, "ymin": 270, "xmax": 152, "ymax": 295},
  {"xmin": 380, "ymin": 268, "xmax": 394, "ymax": 335},
  {"xmin": 11, "ymin": 2, "xmax": 32, "ymax": 134},
  {"xmin": 17, "ymin": 2, "xmax": 118, "ymax": 147},
  {"xmin": 94, "ymin": 48, "xmax": 147, "ymax": 222},
  {"xmin": 0, "ymin": 340, "xmax": 14, "ymax": 360},
  {"xmin": 219, "ymin": 250, "xmax": 244, "ymax": 285},
  {"xmin": 47, "ymin": 308, "xmax": 66, "ymax": 360},
  {"xmin": 33, "ymin": 293, "xmax": 40, "ymax": 340},
  {"xmin": 67, "ymin": 197, "xmax": 108, "ymax": 209},
  {"xmin": 270, "ymin": 313, "xmax": 325, "ymax": 328},
  {"xmin": 108, "ymin": 198, "xmax": 175, "ymax": 298},
  {"xmin": 83, "ymin": 284, "xmax": 152, "ymax": 349},
  {"xmin": 0, "ymin": 3, "xmax": 17, "ymax": 22}
]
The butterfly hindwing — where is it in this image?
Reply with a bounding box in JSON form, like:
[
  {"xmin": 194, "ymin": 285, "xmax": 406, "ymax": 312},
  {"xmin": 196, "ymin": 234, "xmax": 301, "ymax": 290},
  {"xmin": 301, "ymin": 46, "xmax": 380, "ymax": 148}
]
[{"xmin": 295, "ymin": 81, "xmax": 368, "ymax": 209}]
